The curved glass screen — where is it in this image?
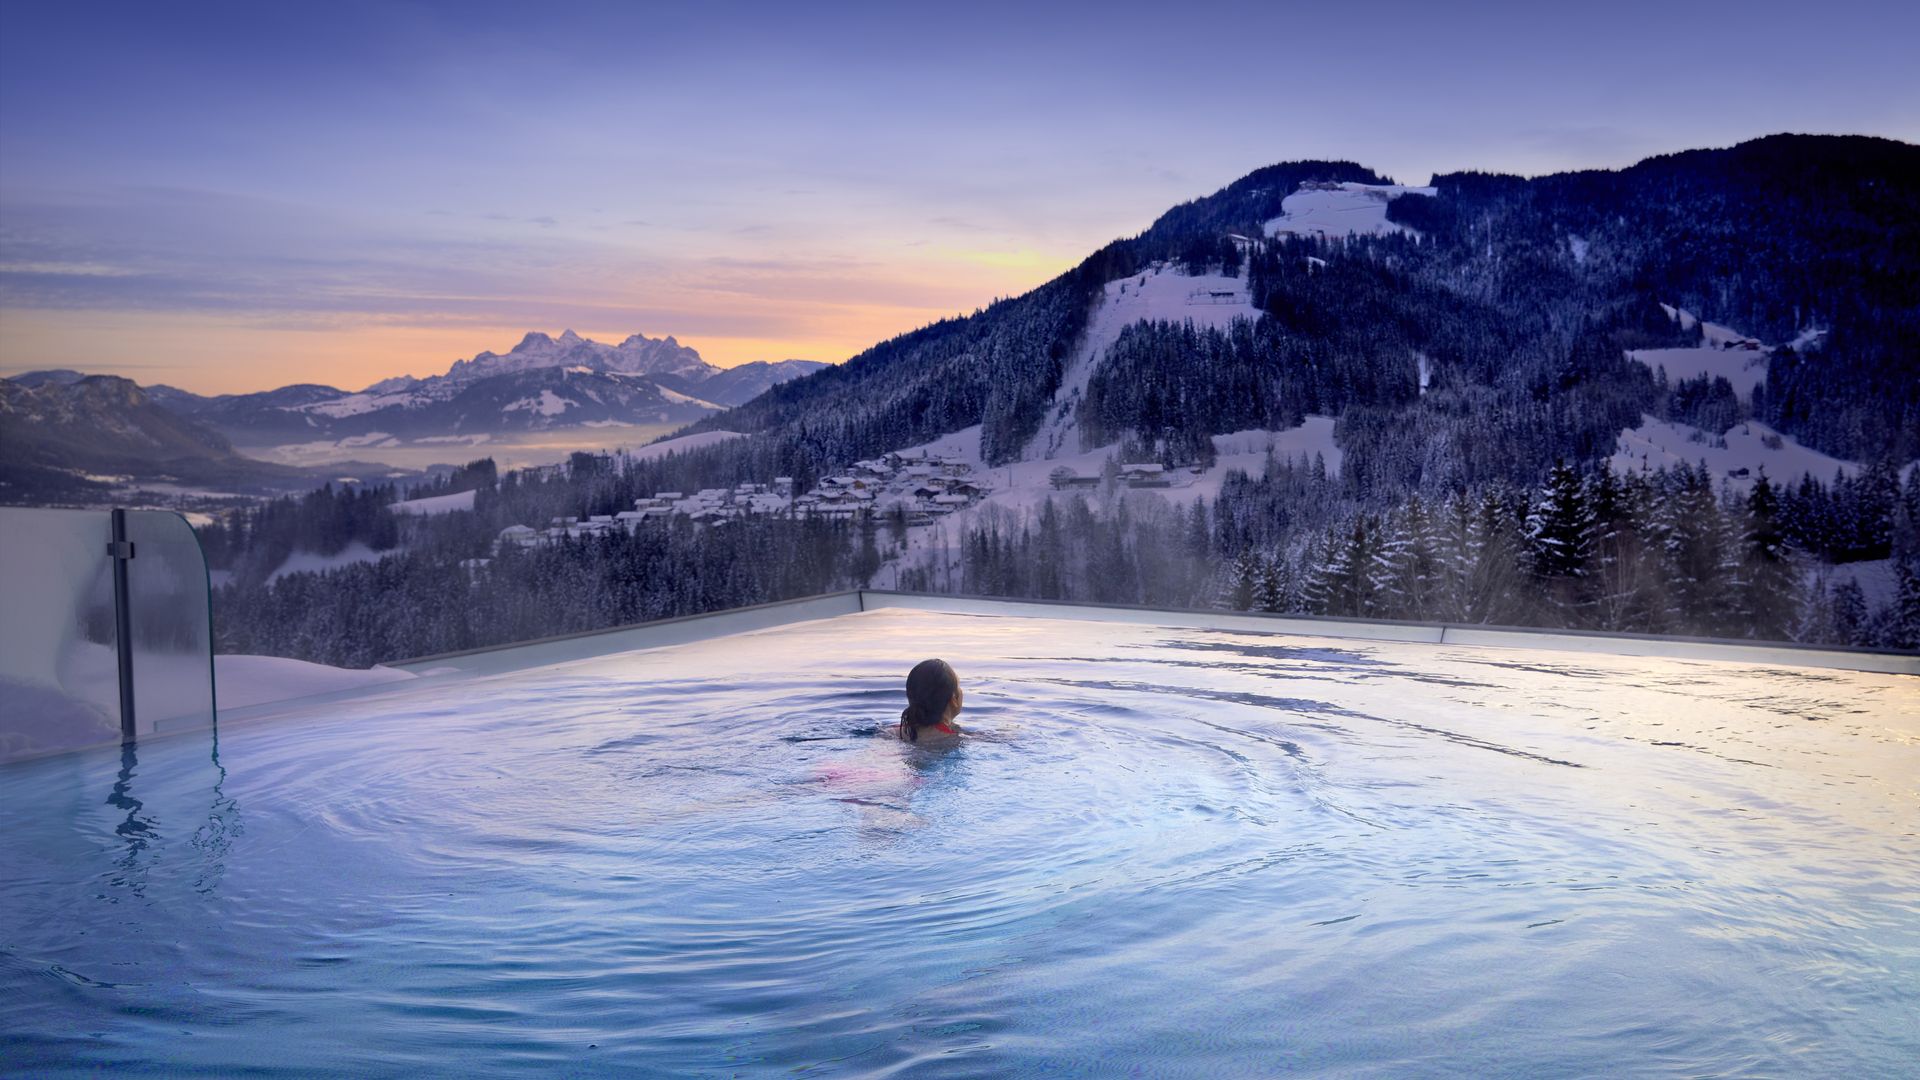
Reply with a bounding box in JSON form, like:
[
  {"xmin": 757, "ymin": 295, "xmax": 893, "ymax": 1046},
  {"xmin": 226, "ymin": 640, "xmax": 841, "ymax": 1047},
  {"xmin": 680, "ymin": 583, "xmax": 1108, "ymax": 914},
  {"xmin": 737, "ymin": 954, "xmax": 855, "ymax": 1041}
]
[
  {"xmin": 126, "ymin": 511, "xmax": 216, "ymax": 735},
  {"xmin": 0, "ymin": 508, "xmax": 214, "ymax": 764}
]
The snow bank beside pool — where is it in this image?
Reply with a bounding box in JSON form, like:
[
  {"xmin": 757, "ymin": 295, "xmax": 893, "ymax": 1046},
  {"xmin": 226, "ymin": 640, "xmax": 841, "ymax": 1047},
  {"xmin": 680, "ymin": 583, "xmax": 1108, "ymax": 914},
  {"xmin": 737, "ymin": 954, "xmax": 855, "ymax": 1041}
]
[{"xmin": 215, "ymin": 655, "xmax": 415, "ymax": 710}]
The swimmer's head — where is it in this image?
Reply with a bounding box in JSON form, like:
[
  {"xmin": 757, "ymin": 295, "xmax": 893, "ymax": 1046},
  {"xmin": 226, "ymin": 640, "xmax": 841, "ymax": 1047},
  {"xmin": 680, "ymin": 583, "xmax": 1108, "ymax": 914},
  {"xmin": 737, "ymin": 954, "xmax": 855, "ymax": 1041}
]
[{"xmin": 901, "ymin": 658, "xmax": 961, "ymax": 742}]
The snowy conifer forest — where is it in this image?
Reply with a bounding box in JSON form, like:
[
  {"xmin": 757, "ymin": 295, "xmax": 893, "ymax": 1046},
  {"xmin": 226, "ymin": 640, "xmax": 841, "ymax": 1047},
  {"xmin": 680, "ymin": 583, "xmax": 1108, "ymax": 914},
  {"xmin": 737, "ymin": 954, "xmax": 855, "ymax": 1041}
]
[{"xmin": 196, "ymin": 135, "xmax": 1920, "ymax": 665}]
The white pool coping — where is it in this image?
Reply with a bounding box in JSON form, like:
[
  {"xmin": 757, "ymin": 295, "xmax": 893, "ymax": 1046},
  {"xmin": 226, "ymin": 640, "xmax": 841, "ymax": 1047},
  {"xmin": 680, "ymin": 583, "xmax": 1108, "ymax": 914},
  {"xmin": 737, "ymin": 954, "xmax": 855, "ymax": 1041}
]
[
  {"xmin": 29, "ymin": 590, "xmax": 1920, "ymax": 756},
  {"xmin": 371, "ymin": 590, "xmax": 1916, "ymax": 680}
]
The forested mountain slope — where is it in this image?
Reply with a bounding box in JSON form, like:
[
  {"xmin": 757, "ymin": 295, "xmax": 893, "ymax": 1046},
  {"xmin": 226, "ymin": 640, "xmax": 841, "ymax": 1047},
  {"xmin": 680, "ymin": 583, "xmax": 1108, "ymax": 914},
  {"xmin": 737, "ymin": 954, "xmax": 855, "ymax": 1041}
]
[{"xmin": 676, "ymin": 136, "xmax": 1916, "ymax": 494}]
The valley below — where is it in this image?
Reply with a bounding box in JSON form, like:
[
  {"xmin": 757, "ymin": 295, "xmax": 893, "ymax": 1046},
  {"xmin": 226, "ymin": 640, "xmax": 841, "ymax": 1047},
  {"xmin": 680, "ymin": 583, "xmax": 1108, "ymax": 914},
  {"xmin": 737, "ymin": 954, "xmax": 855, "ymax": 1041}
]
[{"xmin": 238, "ymin": 421, "xmax": 685, "ymax": 472}]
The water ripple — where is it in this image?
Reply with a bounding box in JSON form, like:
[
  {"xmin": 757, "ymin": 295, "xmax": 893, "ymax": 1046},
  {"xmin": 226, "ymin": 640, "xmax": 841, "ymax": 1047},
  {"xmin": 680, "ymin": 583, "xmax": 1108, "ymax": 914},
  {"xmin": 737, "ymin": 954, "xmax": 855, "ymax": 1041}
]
[{"xmin": 1, "ymin": 610, "xmax": 1915, "ymax": 1077}]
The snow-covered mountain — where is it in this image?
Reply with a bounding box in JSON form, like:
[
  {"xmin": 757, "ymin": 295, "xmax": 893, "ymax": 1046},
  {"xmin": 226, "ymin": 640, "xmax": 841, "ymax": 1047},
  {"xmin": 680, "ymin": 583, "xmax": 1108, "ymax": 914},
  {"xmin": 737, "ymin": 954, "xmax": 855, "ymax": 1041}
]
[
  {"xmin": 0, "ymin": 374, "xmax": 330, "ymax": 498},
  {"xmin": 110, "ymin": 331, "xmax": 827, "ymax": 445},
  {"xmin": 685, "ymin": 135, "xmax": 1918, "ymax": 488},
  {"xmin": 442, "ymin": 329, "xmax": 713, "ymax": 384}
]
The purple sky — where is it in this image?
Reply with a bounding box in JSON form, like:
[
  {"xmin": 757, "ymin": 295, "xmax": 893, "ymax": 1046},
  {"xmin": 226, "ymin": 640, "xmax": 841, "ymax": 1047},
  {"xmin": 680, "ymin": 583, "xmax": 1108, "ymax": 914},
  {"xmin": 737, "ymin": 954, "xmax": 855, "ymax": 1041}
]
[{"xmin": 2, "ymin": 0, "xmax": 1914, "ymax": 393}]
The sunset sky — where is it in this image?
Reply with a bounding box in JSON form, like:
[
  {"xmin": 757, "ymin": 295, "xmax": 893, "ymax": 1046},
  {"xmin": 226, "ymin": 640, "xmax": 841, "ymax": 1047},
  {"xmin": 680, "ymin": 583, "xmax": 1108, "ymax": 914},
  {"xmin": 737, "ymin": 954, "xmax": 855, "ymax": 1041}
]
[{"xmin": 2, "ymin": 0, "xmax": 1915, "ymax": 394}]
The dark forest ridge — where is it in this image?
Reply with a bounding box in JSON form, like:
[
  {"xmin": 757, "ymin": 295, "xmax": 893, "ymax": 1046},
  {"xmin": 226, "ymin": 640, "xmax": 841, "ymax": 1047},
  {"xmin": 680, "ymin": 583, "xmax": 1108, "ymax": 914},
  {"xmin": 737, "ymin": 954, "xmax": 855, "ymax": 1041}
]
[{"xmin": 681, "ymin": 133, "xmax": 1917, "ymax": 477}]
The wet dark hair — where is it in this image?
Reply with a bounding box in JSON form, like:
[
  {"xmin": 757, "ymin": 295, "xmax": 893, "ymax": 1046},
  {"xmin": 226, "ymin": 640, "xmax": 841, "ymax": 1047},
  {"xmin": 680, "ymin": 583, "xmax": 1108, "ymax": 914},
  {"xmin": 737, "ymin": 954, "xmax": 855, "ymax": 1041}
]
[{"xmin": 900, "ymin": 658, "xmax": 959, "ymax": 742}]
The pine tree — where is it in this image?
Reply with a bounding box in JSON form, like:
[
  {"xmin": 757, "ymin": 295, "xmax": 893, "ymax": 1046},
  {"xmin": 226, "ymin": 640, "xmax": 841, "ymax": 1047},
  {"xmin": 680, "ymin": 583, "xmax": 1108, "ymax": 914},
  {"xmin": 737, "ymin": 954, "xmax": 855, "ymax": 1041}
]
[
  {"xmin": 1660, "ymin": 462, "xmax": 1733, "ymax": 635},
  {"xmin": 1589, "ymin": 466, "xmax": 1660, "ymax": 632},
  {"xmin": 1831, "ymin": 578, "xmax": 1869, "ymax": 646},
  {"xmin": 1226, "ymin": 549, "xmax": 1258, "ymax": 610},
  {"xmin": 1525, "ymin": 461, "xmax": 1596, "ymax": 627},
  {"xmin": 1459, "ymin": 487, "xmax": 1527, "ymax": 625},
  {"xmin": 1255, "ymin": 554, "xmax": 1289, "ymax": 613},
  {"xmin": 1890, "ymin": 559, "xmax": 1920, "ymax": 651},
  {"xmin": 1741, "ymin": 473, "xmax": 1802, "ymax": 641},
  {"xmin": 1371, "ymin": 497, "xmax": 1440, "ymax": 621},
  {"xmin": 1791, "ymin": 571, "xmax": 1838, "ymax": 645},
  {"xmin": 1310, "ymin": 518, "xmax": 1379, "ymax": 618}
]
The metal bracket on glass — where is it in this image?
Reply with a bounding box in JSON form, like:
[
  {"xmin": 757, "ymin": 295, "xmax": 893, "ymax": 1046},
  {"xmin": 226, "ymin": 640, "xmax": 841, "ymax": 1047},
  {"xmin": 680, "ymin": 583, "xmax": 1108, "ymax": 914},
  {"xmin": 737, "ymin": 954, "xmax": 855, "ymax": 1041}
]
[{"xmin": 109, "ymin": 509, "xmax": 137, "ymax": 741}]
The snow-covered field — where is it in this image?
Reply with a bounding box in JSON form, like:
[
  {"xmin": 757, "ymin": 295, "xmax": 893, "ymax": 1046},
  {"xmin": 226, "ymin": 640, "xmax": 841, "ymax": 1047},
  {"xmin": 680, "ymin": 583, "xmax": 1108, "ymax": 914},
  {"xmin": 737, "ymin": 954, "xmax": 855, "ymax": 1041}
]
[
  {"xmin": 1612, "ymin": 416, "xmax": 1857, "ymax": 489},
  {"xmin": 266, "ymin": 540, "xmax": 390, "ymax": 583},
  {"xmin": 1631, "ymin": 345, "xmax": 1770, "ymax": 399},
  {"xmin": 1263, "ymin": 182, "xmax": 1436, "ymax": 240},
  {"xmin": 389, "ymin": 489, "xmax": 477, "ymax": 516},
  {"xmin": 215, "ymin": 654, "xmax": 415, "ymax": 710},
  {"xmin": 301, "ymin": 388, "xmax": 419, "ymax": 419},
  {"xmin": 1630, "ymin": 304, "xmax": 1827, "ymax": 399},
  {"xmin": 1813, "ymin": 558, "xmax": 1900, "ymax": 611},
  {"xmin": 244, "ymin": 422, "xmax": 683, "ymax": 471},
  {"xmin": 1658, "ymin": 304, "xmax": 1768, "ymax": 348},
  {"xmin": 502, "ymin": 389, "xmax": 572, "ymax": 417},
  {"xmin": 1611, "ymin": 306, "xmax": 1895, "ymax": 488},
  {"xmin": 629, "ymin": 429, "xmax": 746, "ymax": 461}
]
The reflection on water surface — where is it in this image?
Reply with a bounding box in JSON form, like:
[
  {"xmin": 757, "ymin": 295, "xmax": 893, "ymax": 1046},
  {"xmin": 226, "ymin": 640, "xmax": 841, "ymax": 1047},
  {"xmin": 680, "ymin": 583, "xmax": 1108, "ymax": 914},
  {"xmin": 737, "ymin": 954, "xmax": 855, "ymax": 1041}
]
[{"xmin": 2, "ymin": 609, "xmax": 1916, "ymax": 1077}]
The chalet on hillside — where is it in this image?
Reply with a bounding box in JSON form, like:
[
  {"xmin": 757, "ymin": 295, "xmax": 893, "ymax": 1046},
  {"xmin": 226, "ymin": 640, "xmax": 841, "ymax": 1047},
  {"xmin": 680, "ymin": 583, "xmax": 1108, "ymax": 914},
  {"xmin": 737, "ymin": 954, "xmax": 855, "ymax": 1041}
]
[{"xmin": 1050, "ymin": 467, "xmax": 1101, "ymax": 490}]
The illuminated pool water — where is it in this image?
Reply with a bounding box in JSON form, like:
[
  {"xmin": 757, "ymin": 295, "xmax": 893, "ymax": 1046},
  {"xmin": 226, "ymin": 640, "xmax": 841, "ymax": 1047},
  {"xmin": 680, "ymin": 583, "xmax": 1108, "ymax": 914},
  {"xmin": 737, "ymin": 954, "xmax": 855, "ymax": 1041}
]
[{"xmin": 3, "ymin": 609, "xmax": 1916, "ymax": 1076}]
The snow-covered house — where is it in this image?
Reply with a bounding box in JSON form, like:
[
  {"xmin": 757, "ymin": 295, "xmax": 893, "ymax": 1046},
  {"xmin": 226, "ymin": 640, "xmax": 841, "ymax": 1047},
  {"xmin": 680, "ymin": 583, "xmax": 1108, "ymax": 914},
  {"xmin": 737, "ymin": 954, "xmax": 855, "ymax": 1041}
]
[{"xmin": 1120, "ymin": 463, "xmax": 1169, "ymax": 488}]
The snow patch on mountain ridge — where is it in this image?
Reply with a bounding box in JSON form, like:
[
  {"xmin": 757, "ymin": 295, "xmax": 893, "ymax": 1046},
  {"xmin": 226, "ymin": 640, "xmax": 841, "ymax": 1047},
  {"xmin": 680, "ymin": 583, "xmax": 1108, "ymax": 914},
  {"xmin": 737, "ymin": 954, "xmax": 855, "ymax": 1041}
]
[{"xmin": 1263, "ymin": 182, "xmax": 1437, "ymax": 240}]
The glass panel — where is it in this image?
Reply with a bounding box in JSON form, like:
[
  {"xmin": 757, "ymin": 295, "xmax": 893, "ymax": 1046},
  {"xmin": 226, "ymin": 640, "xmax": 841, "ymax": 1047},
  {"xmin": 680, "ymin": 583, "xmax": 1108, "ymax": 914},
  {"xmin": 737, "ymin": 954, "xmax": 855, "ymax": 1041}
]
[
  {"xmin": 125, "ymin": 511, "xmax": 216, "ymax": 736},
  {"xmin": 0, "ymin": 508, "xmax": 122, "ymax": 762}
]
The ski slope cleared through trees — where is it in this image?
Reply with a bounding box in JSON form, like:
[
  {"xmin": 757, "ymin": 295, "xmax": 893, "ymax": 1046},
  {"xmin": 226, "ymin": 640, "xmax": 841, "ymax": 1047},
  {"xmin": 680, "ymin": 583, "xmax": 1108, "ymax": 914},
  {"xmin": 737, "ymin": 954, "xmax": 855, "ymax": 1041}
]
[{"xmin": 1025, "ymin": 265, "xmax": 1262, "ymax": 461}]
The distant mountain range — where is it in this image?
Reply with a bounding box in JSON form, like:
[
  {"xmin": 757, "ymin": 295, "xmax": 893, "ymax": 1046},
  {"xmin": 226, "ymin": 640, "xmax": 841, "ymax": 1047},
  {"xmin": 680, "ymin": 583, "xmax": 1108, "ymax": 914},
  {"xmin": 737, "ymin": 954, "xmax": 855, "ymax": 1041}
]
[
  {"xmin": 0, "ymin": 373, "xmax": 328, "ymax": 498},
  {"xmin": 139, "ymin": 330, "xmax": 825, "ymax": 444},
  {"xmin": 2, "ymin": 332, "xmax": 827, "ymax": 499}
]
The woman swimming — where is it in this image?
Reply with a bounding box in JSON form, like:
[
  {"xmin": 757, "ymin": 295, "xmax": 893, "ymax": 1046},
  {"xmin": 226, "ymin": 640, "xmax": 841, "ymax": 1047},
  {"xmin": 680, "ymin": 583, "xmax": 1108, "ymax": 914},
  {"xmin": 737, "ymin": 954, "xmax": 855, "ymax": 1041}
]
[{"xmin": 895, "ymin": 658, "xmax": 963, "ymax": 742}]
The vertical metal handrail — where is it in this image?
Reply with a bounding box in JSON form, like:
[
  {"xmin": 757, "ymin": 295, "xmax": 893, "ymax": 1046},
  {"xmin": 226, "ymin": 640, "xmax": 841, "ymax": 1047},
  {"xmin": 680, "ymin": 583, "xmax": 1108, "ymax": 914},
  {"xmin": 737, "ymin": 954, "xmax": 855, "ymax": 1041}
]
[{"xmin": 109, "ymin": 508, "xmax": 137, "ymax": 741}]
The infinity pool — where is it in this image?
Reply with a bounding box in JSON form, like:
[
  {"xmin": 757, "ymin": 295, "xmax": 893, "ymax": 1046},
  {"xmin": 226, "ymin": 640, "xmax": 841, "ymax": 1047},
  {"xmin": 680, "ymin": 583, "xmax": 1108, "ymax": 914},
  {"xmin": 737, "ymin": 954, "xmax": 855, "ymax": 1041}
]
[{"xmin": 2, "ymin": 609, "xmax": 1916, "ymax": 1076}]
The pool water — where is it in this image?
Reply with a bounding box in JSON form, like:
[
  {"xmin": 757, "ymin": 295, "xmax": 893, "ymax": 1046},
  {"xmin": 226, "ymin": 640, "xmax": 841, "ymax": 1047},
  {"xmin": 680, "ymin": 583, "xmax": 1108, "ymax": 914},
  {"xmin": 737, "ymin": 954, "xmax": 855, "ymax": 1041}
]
[{"xmin": 2, "ymin": 609, "xmax": 1916, "ymax": 1077}]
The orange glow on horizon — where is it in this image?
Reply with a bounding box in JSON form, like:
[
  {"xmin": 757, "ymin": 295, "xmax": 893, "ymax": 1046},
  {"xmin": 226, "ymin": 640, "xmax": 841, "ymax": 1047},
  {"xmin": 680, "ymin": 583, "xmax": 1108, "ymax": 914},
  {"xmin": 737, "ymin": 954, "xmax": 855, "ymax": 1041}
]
[{"xmin": 0, "ymin": 250, "xmax": 1081, "ymax": 396}]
